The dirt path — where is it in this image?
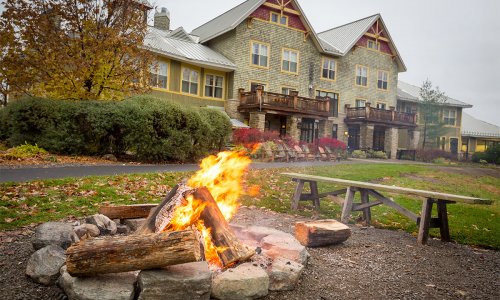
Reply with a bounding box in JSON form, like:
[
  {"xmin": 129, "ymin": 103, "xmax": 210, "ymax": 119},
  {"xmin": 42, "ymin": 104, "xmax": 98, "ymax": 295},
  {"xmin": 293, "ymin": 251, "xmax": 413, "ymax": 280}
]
[{"xmin": 1, "ymin": 206, "xmax": 498, "ymax": 300}]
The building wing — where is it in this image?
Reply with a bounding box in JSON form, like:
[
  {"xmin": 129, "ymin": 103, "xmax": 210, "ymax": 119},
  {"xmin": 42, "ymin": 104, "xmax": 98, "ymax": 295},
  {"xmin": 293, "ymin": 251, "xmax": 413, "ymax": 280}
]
[
  {"xmin": 397, "ymin": 81, "xmax": 473, "ymax": 108},
  {"xmin": 462, "ymin": 113, "xmax": 500, "ymax": 138}
]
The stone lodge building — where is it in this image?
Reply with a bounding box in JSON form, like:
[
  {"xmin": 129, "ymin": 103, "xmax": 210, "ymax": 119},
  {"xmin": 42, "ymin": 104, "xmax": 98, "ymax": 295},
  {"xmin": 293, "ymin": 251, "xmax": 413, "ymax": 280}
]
[{"xmin": 144, "ymin": 0, "xmax": 470, "ymax": 158}]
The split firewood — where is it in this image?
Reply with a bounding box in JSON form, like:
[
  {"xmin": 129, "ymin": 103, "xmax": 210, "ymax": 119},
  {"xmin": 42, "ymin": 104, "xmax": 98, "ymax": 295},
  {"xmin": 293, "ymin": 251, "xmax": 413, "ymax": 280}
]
[
  {"xmin": 65, "ymin": 229, "xmax": 201, "ymax": 277},
  {"xmin": 98, "ymin": 204, "xmax": 157, "ymax": 220},
  {"xmin": 295, "ymin": 219, "xmax": 351, "ymax": 247}
]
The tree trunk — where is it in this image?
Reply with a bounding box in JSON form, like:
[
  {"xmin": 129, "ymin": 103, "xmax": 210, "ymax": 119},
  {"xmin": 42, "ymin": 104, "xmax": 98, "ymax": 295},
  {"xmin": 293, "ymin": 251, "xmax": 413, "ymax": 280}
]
[{"xmin": 66, "ymin": 230, "xmax": 201, "ymax": 277}]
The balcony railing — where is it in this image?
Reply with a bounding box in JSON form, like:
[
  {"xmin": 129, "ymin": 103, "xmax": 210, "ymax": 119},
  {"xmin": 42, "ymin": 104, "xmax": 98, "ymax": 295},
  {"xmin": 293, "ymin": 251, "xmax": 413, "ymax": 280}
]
[
  {"xmin": 238, "ymin": 87, "xmax": 330, "ymax": 117},
  {"xmin": 345, "ymin": 103, "xmax": 417, "ymax": 126}
]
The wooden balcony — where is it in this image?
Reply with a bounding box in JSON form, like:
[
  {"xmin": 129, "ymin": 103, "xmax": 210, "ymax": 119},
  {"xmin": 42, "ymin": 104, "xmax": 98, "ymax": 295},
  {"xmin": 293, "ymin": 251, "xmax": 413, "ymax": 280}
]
[
  {"xmin": 345, "ymin": 103, "xmax": 417, "ymax": 127},
  {"xmin": 238, "ymin": 87, "xmax": 330, "ymax": 118}
]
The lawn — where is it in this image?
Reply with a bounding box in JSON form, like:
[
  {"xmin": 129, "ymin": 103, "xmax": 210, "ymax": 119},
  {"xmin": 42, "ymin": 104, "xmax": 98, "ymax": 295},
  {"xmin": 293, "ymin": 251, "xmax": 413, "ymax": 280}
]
[{"xmin": 1, "ymin": 163, "xmax": 499, "ymax": 249}]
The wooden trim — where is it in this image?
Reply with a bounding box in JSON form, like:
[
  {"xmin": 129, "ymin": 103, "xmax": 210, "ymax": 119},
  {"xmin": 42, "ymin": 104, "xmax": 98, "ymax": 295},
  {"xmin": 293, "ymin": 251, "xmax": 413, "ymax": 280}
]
[
  {"xmin": 364, "ymin": 32, "xmax": 389, "ymax": 42},
  {"xmin": 263, "ymin": 2, "xmax": 301, "ymax": 15},
  {"xmin": 252, "ymin": 18, "xmax": 307, "ymax": 34},
  {"xmin": 249, "ymin": 40, "xmax": 271, "ymax": 70},
  {"xmin": 270, "ymin": 11, "xmax": 288, "ymax": 26}
]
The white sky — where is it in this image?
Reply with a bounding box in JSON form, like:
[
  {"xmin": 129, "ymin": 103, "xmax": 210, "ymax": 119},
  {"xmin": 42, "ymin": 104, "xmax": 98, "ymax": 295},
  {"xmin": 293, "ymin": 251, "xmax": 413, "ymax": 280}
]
[
  {"xmin": 2, "ymin": 1, "xmax": 499, "ymax": 126},
  {"xmin": 152, "ymin": 0, "xmax": 500, "ymax": 126}
]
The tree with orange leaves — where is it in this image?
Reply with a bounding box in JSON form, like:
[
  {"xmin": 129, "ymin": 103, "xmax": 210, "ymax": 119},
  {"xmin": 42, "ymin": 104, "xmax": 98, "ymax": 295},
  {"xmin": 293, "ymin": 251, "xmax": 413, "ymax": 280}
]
[{"xmin": 0, "ymin": 0, "xmax": 154, "ymax": 100}]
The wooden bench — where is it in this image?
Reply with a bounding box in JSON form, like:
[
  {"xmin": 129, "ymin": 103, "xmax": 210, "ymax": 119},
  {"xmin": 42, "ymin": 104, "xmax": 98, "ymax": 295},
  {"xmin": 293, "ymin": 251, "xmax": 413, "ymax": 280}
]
[{"xmin": 282, "ymin": 172, "xmax": 493, "ymax": 245}]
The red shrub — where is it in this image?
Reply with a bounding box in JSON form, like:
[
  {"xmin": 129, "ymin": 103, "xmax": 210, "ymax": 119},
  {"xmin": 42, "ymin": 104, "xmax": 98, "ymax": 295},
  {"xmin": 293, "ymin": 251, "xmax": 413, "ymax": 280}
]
[
  {"xmin": 233, "ymin": 128, "xmax": 262, "ymax": 145},
  {"xmin": 318, "ymin": 137, "xmax": 347, "ymax": 150},
  {"xmin": 261, "ymin": 130, "xmax": 280, "ymax": 142}
]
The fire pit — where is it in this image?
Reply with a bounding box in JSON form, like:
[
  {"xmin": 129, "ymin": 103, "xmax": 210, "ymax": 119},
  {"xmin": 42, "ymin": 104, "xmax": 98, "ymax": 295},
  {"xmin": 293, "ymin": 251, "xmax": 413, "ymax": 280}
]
[{"xmin": 26, "ymin": 151, "xmax": 310, "ymax": 299}]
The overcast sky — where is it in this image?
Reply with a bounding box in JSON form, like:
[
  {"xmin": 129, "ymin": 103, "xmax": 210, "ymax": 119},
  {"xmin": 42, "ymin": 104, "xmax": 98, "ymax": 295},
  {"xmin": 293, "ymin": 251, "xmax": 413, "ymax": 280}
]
[
  {"xmin": 151, "ymin": 0, "xmax": 500, "ymax": 126},
  {"xmin": 1, "ymin": 1, "xmax": 499, "ymax": 126}
]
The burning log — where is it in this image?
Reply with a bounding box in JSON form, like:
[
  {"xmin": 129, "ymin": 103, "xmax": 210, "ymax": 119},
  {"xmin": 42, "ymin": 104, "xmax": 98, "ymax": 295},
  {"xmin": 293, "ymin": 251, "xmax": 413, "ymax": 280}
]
[
  {"xmin": 98, "ymin": 204, "xmax": 157, "ymax": 220},
  {"xmin": 194, "ymin": 187, "xmax": 255, "ymax": 267},
  {"xmin": 136, "ymin": 184, "xmax": 254, "ymax": 268},
  {"xmin": 65, "ymin": 230, "xmax": 201, "ymax": 277}
]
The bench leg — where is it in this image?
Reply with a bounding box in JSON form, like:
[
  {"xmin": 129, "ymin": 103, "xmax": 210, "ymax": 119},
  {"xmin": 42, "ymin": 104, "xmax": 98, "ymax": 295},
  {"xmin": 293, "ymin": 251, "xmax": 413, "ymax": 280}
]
[
  {"xmin": 417, "ymin": 198, "xmax": 434, "ymax": 245},
  {"xmin": 360, "ymin": 189, "xmax": 371, "ymax": 225},
  {"xmin": 437, "ymin": 201, "xmax": 451, "ymax": 242},
  {"xmin": 309, "ymin": 181, "xmax": 320, "ymax": 210},
  {"xmin": 341, "ymin": 187, "xmax": 355, "ymax": 223},
  {"xmin": 291, "ymin": 180, "xmax": 305, "ymax": 210}
]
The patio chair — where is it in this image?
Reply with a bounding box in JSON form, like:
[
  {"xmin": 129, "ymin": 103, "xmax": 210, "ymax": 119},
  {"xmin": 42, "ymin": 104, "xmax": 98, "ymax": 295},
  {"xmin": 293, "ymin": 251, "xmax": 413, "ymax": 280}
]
[
  {"xmin": 275, "ymin": 143, "xmax": 289, "ymax": 162},
  {"xmin": 278, "ymin": 142, "xmax": 297, "ymax": 162},
  {"xmin": 325, "ymin": 146, "xmax": 341, "ymax": 162},
  {"xmin": 301, "ymin": 145, "xmax": 315, "ymax": 161},
  {"xmin": 293, "ymin": 145, "xmax": 307, "ymax": 161},
  {"xmin": 317, "ymin": 146, "xmax": 330, "ymax": 161}
]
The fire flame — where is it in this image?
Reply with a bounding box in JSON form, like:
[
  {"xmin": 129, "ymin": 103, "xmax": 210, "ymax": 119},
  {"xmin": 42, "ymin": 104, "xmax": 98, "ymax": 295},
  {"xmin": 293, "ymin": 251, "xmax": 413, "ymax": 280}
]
[{"xmin": 166, "ymin": 151, "xmax": 252, "ymax": 269}]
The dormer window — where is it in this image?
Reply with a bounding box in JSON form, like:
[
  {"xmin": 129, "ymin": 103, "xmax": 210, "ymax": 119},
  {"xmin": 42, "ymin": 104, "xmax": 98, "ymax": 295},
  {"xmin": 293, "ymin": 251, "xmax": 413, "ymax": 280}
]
[
  {"xmin": 270, "ymin": 12, "xmax": 287, "ymax": 26},
  {"xmin": 367, "ymin": 40, "xmax": 380, "ymax": 51}
]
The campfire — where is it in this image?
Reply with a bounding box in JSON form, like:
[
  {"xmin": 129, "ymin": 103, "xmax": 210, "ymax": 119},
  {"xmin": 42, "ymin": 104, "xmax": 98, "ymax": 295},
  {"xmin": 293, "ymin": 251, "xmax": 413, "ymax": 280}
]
[{"xmin": 65, "ymin": 151, "xmax": 257, "ymax": 275}]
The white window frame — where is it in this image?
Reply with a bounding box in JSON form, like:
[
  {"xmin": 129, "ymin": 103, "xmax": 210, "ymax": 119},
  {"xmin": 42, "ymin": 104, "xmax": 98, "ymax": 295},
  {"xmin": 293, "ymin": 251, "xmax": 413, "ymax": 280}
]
[
  {"xmin": 377, "ymin": 70, "xmax": 388, "ymax": 90},
  {"xmin": 181, "ymin": 67, "xmax": 199, "ymax": 95},
  {"xmin": 149, "ymin": 61, "xmax": 168, "ymax": 89},
  {"xmin": 321, "ymin": 58, "xmax": 336, "ymax": 81},
  {"xmin": 281, "ymin": 49, "xmax": 299, "ymax": 74},
  {"xmin": 356, "ymin": 65, "xmax": 368, "ymax": 87},
  {"xmin": 204, "ymin": 74, "xmax": 224, "ymax": 99},
  {"xmin": 281, "ymin": 87, "xmax": 296, "ymax": 95},
  {"xmin": 251, "ymin": 41, "xmax": 269, "ymax": 68},
  {"xmin": 356, "ymin": 99, "xmax": 366, "ymax": 108},
  {"xmin": 443, "ymin": 109, "xmax": 456, "ymax": 126}
]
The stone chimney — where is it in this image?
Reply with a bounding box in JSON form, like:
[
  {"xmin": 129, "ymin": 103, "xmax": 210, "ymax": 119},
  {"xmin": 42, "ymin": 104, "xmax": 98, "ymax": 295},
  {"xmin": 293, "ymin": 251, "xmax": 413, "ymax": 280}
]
[{"xmin": 154, "ymin": 7, "xmax": 170, "ymax": 31}]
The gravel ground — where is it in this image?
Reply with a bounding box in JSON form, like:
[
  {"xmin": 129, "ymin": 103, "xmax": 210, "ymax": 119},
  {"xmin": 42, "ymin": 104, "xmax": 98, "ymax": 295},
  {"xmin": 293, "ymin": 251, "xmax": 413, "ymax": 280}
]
[{"xmin": 1, "ymin": 207, "xmax": 499, "ymax": 300}]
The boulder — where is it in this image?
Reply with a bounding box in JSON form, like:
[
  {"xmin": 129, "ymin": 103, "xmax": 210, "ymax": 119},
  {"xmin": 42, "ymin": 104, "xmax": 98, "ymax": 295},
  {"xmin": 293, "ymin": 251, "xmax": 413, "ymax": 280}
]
[
  {"xmin": 74, "ymin": 224, "xmax": 100, "ymax": 239},
  {"xmin": 58, "ymin": 266, "xmax": 137, "ymax": 300},
  {"xmin": 211, "ymin": 262, "xmax": 269, "ymax": 300},
  {"xmin": 102, "ymin": 154, "xmax": 117, "ymax": 162},
  {"xmin": 116, "ymin": 224, "xmax": 130, "ymax": 235},
  {"xmin": 295, "ymin": 219, "xmax": 351, "ymax": 247},
  {"xmin": 33, "ymin": 222, "xmax": 79, "ymax": 250},
  {"xmin": 137, "ymin": 261, "xmax": 212, "ymax": 300},
  {"xmin": 261, "ymin": 234, "xmax": 309, "ymax": 265},
  {"xmin": 26, "ymin": 245, "xmax": 66, "ymax": 285},
  {"xmin": 267, "ymin": 257, "xmax": 304, "ymax": 291},
  {"xmin": 85, "ymin": 214, "xmax": 117, "ymax": 235},
  {"xmin": 123, "ymin": 218, "xmax": 145, "ymax": 232}
]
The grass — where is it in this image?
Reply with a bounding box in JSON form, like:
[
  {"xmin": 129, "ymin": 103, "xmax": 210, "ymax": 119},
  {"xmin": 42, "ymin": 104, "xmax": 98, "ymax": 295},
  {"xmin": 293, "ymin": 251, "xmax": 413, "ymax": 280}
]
[{"xmin": 1, "ymin": 163, "xmax": 499, "ymax": 249}]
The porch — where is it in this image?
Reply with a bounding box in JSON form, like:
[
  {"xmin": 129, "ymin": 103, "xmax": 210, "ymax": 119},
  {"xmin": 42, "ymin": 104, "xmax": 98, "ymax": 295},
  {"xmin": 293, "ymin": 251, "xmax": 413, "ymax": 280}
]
[{"xmin": 345, "ymin": 103, "xmax": 417, "ymax": 127}]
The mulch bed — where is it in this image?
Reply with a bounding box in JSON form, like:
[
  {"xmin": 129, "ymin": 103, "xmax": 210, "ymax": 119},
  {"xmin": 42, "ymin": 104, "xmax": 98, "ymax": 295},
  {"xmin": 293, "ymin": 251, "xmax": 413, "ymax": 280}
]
[{"xmin": 1, "ymin": 207, "xmax": 498, "ymax": 300}]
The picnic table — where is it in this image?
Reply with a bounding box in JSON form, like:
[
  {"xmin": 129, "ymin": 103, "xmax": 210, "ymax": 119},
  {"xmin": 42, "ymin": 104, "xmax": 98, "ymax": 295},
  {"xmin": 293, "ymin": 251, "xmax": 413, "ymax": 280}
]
[{"xmin": 282, "ymin": 172, "xmax": 493, "ymax": 245}]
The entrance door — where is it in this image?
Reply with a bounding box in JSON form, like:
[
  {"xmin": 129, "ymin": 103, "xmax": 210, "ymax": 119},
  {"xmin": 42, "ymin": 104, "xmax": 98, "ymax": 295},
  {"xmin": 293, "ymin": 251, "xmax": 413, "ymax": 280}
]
[
  {"xmin": 450, "ymin": 138, "xmax": 458, "ymax": 154},
  {"xmin": 300, "ymin": 118, "xmax": 318, "ymax": 143},
  {"xmin": 373, "ymin": 127, "xmax": 386, "ymax": 151},
  {"xmin": 348, "ymin": 125, "xmax": 360, "ymax": 150}
]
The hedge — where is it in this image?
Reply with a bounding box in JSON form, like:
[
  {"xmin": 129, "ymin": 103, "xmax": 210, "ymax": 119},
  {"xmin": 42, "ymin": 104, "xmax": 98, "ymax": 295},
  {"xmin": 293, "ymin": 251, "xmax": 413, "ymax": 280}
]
[{"xmin": 0, "ymin": 96, "xmax": 232, "ymax": 162}]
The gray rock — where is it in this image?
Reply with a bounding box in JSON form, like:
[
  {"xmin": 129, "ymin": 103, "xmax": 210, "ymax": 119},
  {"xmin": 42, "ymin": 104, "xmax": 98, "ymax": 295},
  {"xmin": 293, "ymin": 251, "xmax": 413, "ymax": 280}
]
[
  {"xmin": 85, "ymin": 214, "xmax": 117, "ymax": 235},
  {"xmin": 58, "ymin": 266, "xmax": 137, "ymax": 300},
  {"xmin": 229, "ymin": 224, "xmax": 288, "ymax": 242},
  {"xmin": 261, "ymin": 234, "xmax": 309, "ymax": 265},
  {"xmin": 33, "ymin": 222, "xmax": 79, "ymax": 250},
  {"xmin": 74, "ymin": 224, "xmax": 100, "ymax": 238},
  {"xmin": 212, "ymin": 262, "xmax": 269, "ymax": 300},
  {"xmin": 26, "ymin": 245, "xmax": 66, "ymax": 285},
  {"xmin": 102, "ymin": 154, "xmax": 117, "ymax": 162},
  {"xmin": 138, "ymin": 261, "xmax": 212, "ymax": 300},
  {"xmin": 267, "ymin": 257, "xmax": 304, "ymax": 291},
  {"xmin": 116, "ymin": 224, "xmax": 130, "ymax": 235},
  {"xmin": 123, "ymin": 218, "xmax": 145, "ymax": 232}
]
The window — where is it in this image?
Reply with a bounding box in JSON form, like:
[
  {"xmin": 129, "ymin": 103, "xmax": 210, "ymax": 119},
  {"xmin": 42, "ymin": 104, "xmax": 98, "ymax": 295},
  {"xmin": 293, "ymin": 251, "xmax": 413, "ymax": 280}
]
[
  {"xmin": 250, "ymin": 82, "xmax": 266, "ymax": 92},
  {"xmin": 437, "ymin": 137, "xmax": 446, "ymax": 150},
  {"xmin": 270, "ymin": 12, "xmax": 287, "ymax": 25},
  {"xmin": 181, "ymin": 67, "xmax": 199, "ymax": 95},
  {"xmin": 367, "ymin": 40, "xmax": 380, "ymax": 50},
  {"xmin": 149, "ymin": 61, "xmax": 168, "ymax": 89},
  {"xmin": 251, "ymin": 41, "xmax": 269, "ymax": 68},
  {"xmin": 356, "ymin": 99, "xmax": 366, "ymax": 108},
  {"xmin": 376, "ymin": 102, "xmax": 386, "ymax": 110},
  {"xmin": 205, "ymin": 74, "xmax": 224, "ymax": 99},
  {"xmin": 356, "ymin": 65, "xmax": 368, "ymax": 86},
  {"xmin": 377, "ymin": 70, "xmax": 388, "ymax": 90},
  {"xmin": 316, "ymin": 90, "xmax": 339, "ymax": 117},
  {"xmin": 321, "ymin": 58, "xmax": 336, "ymax": 81},
  {"xmin": 332, "ymin": 124, "xmax": 338, "ymax": 139},
  {"xmin": 281, "ymin": 87, "xmax": 296, "ymax": 95},
  {"xmin": 282, "ymin": 49, "xmax": 298, "ymax": 74},
  {"xmin": 443, "ymin": 109, "xmax": 456, "ymax": 126}
]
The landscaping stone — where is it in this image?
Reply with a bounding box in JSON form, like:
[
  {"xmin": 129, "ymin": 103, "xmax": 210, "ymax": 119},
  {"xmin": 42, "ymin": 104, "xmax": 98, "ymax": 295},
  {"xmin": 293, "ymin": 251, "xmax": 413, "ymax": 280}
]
[
  {"xmin": 137, "ymin": 261, "xmax": 211, "ymax": 300},
  {"xmin": 73, "ymin": 224, "xmax": 100, "ymax": 239},
  {"xmin": 116, "ymin": 224, "xmax": 130, "ymax": 235},
  {"xmin": 58, "ymin": 266, "xmax": 137, "ymax": 300},
  {"xmin": 26, "ymin": 245, "xmax": 66, "ymax": 285},
  {"xmin": 261, "ymin": 234, "xmax": 309, "ymax": 265},
  {"xmin": 102, "ymin": 154, "xmax": 117, "ymax": 162},
  {"xmin": 123, "ymin": 218, "xmax": 145, "ymax": 232},
  {"xmin": 211, "ymin": 262, "xmax": 269, "ymax": 300},
  {"xmin": 230, "ymin": 224, "xmax": 288, "ymax": 242},
  {"xmin": 85, "ymin": 214, "xmax": 117, "ymax": 235},
  {"xmin": 267, "ymin": 257, "xmax": 304, "ymax": 291},
  {"xmin": 32, "ymin": 222, "xmax": 79, "ymax": 250}
]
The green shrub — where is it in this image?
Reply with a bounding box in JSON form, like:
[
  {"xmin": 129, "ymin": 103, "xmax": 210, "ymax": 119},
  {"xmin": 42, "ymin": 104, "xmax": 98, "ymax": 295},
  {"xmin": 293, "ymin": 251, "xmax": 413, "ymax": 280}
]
[
  {"xmin": 3, "ymin": 142, "xmax": 47, "ymax": 159},
  {"xmin": 2, "ymin": 96, "xmax": 232, "ymax": 162},
  {"xmin": 366, "ymin": 150, "xmax": 388, "ymax": 159},
  {"xmin": 472, "ymin": 145, "xmax": 500, "ymax": 164},
  {"xmin": 351, "ymin": 150, "xmax": 367, "ymax": 159},
  {"xmin": 432, "ymin": 157, "xmax": 447, "ymax": 164},
  {"xmin": 0, "ymin": 108, "xmax": 9, "ymax": 141}
]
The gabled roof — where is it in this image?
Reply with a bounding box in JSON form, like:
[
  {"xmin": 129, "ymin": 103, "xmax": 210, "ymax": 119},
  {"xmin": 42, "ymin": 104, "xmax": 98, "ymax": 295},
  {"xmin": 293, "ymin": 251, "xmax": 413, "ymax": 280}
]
[
  {"xmin": 462, "ymin": 112, "xmax": 500, "ymax": 138},
  {"xmin": 144, "ymin": 27, "xmax": 236, "ymax": 71},
  {"xmin": 397, "ymin": 81, "xmax": 473, "ymax": 108},
  {"xmin": 190, "ymin": 0, "xmax": 335, "ymax": 54},
  {"xmin": 318, "ymin": 14, "xmax": 406, "ymax": 72}
]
